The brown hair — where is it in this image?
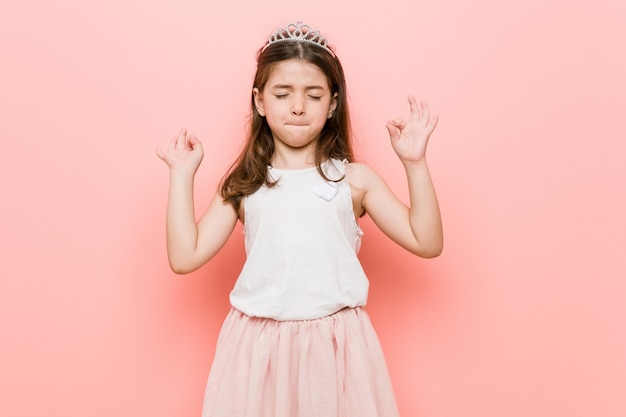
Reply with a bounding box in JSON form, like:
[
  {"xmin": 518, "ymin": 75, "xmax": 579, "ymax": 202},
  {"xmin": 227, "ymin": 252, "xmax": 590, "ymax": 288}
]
[{"xmin": 220, "ymin": 38, "xmax": 354, "ymax": 211}]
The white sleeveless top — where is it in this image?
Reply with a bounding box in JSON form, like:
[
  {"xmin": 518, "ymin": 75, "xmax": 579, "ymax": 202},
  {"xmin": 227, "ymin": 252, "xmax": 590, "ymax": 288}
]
[{"xmin": 229, "ymin": 158, "xmax": 369, "ymax": 321}]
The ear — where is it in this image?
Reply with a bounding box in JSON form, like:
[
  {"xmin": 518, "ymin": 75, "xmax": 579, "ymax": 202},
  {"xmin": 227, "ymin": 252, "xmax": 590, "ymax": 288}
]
[
  {"xmin": 253, "ymin": 87, "xmax": 265, "ymax": 116},
  {"xmin": 328, "ymin": 92, "xmax": 338, "ymax": 119}
]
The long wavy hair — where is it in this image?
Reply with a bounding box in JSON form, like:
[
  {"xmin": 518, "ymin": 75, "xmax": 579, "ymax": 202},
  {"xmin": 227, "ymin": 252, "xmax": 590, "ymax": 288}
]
[{"xmin": 220, "ymin": 38, "xmax": 354, "ymax": 212}]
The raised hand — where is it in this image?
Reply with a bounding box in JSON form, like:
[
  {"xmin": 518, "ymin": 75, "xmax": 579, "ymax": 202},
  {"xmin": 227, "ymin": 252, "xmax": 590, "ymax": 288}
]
[
  {"xmin": 157, "ymin": 128, "xmax": 204, "ymax": 175},
  {"xmin": 386, "ymin": 95, "xmax": 438, "ymax": 165}
]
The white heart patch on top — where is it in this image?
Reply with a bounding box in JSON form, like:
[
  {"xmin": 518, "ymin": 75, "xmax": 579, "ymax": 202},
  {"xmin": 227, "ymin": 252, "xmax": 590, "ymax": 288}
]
[{"xmin": 313, "ymin": 182, "xmax": 338, "ymax": 201}]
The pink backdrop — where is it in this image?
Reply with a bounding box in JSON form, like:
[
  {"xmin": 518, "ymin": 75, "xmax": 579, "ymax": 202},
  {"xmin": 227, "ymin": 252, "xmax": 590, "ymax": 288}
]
[{"xmin": 2, "ymin": 0, "xmax": 625, "ymax": 416}]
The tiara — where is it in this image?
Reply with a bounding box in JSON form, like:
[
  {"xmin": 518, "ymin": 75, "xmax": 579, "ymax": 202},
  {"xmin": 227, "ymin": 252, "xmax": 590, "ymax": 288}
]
[{"xmin": 264, "ymin": 21, "xmax": 335, "ymax": 57}]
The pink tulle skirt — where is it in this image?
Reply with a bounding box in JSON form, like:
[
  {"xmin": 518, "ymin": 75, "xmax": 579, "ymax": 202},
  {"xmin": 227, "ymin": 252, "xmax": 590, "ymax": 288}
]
[{"xmin": 201, "ymin": 307, "xmax": 400, "ymax": 417}]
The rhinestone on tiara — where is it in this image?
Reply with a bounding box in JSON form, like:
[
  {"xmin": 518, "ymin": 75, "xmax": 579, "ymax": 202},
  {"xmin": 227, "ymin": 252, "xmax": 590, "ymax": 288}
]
[{"xmin": 264, "ymin": 21, "xmax": 335, "ymax": 57}]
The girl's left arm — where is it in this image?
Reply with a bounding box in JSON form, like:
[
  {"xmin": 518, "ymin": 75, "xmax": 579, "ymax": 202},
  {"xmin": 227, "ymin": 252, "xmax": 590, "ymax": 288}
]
[{"xmin": 356, "ymin": 95, "xmax": 443, "ymax": 258}]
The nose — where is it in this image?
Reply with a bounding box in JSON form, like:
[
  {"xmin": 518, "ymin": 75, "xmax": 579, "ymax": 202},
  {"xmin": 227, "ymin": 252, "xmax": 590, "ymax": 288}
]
[{"xmin": 291, "ymin": 95, "xmax": 305, "ymax": 116}]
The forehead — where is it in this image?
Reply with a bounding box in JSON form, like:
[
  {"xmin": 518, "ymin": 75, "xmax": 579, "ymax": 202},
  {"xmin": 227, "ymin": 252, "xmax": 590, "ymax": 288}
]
[{"xmin": 266, "ymin": 59, "xmax": 330, "ymax": 89}]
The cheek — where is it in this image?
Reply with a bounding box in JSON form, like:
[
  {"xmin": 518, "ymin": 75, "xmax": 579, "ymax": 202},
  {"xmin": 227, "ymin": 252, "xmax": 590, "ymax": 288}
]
[
  {"xmin": 265, "ymin": 100, "xmax": 285, "ymax": 116},
  {"xmin": 316, "ymin": 102, "xmax": 333, "ymax": 120}
]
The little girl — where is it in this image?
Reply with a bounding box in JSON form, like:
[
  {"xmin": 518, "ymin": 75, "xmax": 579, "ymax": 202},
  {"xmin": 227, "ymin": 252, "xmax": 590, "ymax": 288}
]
[{"xmin": 157, "ymin": 21, "xmax": 442, "ymax": 417}]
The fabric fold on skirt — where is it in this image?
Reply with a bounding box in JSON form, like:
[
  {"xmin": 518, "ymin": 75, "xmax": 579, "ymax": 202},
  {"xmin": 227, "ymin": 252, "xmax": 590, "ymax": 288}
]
[{"xmin": 201, "ymin": 307, "xmax": 400, "ymax": 417}]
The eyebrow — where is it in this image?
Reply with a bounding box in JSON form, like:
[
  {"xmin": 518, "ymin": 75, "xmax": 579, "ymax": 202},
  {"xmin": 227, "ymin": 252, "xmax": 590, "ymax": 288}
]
[{"xmin": 270, "ymin": 84, "xmax": 326, "ymax": 90}]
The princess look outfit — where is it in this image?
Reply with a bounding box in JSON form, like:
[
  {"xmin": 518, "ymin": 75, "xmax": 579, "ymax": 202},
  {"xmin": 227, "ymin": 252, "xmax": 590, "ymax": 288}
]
[{"xmin": 201, "ymin": 160, "xmax": 400, "ymax": 417}]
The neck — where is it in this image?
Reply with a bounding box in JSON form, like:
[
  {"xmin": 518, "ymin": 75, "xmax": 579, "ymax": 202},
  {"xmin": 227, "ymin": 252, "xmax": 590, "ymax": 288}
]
[{"xmin": 271, "ymin": 143, "xmax": 318, "ymax": 170}]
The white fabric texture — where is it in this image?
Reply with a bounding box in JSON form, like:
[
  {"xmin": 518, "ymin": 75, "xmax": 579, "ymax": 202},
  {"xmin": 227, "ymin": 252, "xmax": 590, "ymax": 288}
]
[{"xmin": 229, "ymin": 159, "xmax": 369, "ymax": 321}]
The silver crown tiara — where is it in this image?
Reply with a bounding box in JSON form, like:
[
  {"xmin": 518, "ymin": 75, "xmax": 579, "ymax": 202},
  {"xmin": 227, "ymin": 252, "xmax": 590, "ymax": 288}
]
[{"xmin": 264, "ymin": 21, "xmax": 335, "ymax": 56}]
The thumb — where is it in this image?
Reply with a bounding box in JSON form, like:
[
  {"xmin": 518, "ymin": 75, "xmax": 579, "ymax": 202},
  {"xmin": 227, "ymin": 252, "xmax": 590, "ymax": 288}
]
[
  {"xmin": 156, "ymin": 146, "xmax": 165, "ymax": 161},
  {"xmin": 187, "ymin": 134, "xmax": 203, "ymax": 150},
  {"xmin": 386, "ymin": 120, "xmax": 402, "ymax": 142}
]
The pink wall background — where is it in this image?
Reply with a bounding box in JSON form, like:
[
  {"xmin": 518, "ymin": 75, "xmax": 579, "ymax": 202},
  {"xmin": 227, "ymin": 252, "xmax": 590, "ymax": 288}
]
[{"xmin": 2, "ymin": 0, "xmax": 625, "ymax": 416}]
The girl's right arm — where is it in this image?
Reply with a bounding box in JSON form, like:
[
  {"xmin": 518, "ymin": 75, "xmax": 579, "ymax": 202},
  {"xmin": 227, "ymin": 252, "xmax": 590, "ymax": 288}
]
[{"xmin": 157, "ymin": 129, "xmax": 239, "ymax": 274}]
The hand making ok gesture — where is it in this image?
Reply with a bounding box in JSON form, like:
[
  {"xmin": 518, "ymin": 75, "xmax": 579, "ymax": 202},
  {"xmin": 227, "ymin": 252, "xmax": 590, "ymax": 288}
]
[
  {"xmin": 156, "ymin": 128, "xmax": 204, "ymax": 176},
  {"xmin": 386, "ymin": 95, "xmax": 438, "ymax": 165}
]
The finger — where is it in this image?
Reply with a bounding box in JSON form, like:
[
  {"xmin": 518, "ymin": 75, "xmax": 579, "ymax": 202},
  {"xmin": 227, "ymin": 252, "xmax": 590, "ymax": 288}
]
[
  {"xmin": 429, "ymin": 113, "xmax": 439, "ymax": 131},
  {"xmin": 385, "ymin": 122, "xmax": 400, "ymax": 143},
  {"xmin": 388, "ymin": 118, "xmax": 408, "ymax": 131},
  {"xmin": 156, "ymin": 146, "xmax": 165, "ymax": 161},
  {"xmin": 168, "ymin": 136, "xmax": 177, "ymax": 150},
  {"xmin": 187, "ymin": 134, "xmax": 203, "ymax": 150},
  {"xmin": 420, "ymin": 100, "xmax": 431, "ymax": 124},
  {"xmin": 408, "ymin": 95, "xmax": 422, "ymax": 122},
  {"xmin": 176, "ymin": 128, "xmax": 187, "ymax": 150}
]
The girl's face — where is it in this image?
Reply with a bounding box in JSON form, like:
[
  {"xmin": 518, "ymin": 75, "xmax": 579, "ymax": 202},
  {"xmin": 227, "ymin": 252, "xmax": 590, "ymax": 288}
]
[{"xmin": 253, "ymin": 59, "xmax": 337, "ymax": 155}]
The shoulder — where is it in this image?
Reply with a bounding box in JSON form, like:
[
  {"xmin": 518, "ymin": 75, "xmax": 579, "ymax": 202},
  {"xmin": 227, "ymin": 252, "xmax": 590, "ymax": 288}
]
[
  {"xmin": 345, "ymin": 161, "xmax": 403, "ymax": 217},
  {"xmin": 344, "ymin": 162, "xmax": 385, "ymax": 190}
]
